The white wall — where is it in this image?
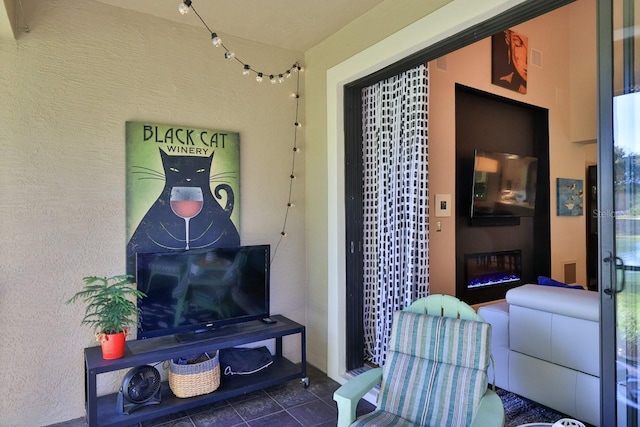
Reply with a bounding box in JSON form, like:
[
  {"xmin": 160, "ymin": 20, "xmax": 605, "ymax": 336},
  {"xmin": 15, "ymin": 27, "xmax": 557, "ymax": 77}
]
[{"xmin": 0, "ymin": 1, "xmax": 305, "ymax": 425}]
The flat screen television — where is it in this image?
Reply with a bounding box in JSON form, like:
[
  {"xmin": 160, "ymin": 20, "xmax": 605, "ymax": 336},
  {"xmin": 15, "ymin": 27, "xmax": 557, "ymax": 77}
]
[
  {"xmin": 471, "ymin": 149, "xmax": 538, "ymax": 219},
  {"xmin": 135, "ymin": 244, "xmax": 270, "ymax": 341}
]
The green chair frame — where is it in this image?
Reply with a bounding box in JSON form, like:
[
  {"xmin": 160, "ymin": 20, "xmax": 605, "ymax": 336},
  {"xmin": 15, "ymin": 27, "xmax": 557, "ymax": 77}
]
[{"xmin": 333, "ymin": 294, "xmax": 505, "ymax": 427}]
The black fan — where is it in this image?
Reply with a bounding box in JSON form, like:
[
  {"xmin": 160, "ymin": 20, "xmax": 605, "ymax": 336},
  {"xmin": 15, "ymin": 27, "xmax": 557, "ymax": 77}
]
[{"xmin": 117, "ymin": 365, "xmax": 162, "ymax": 415}]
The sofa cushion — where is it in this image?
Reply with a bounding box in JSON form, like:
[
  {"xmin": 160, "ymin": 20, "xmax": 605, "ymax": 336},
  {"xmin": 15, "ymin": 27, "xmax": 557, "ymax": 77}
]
[
  {"xmin": 508, "ymin": 305, "xmax": 552, "ymax": 362},
  {"xmin": 508, "ymin": 305, "xmax": 599, "ymax": 376},
  {"xmin": 506, "ymin": 284, "xmax": 599, "ymax": 321},
  {"xmin": 507, "ymin": 285, "xmax": 599, "ymax": 377},
  {"xmin": 553, "ymin": 313, "xmax": 599, "ymax": 377}
]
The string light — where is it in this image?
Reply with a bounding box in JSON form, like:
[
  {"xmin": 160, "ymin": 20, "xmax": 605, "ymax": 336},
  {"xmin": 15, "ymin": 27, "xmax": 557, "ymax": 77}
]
[
  {"xmin": 176, "ymin": 0, "xmax": 303, "ymax": 263},
  {"xmin": 273, "ymin": 59, "xmax": 303, "ymax": 262},
  {"xmin": 178, "ymin": 1, "xmax": 303, "ymax": 82}
]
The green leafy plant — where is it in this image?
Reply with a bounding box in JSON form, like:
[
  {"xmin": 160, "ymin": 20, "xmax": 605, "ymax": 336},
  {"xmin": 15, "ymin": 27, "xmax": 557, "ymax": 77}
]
[{"xmin": 66, "ymin": 275, "xmax": 146, "ymax": 336}]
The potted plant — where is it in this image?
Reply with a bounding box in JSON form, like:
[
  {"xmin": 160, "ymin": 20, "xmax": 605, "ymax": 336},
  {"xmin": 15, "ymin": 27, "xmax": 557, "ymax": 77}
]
[{"xmin": 67, "ymin": 275, "xmax": 146, "ymax": 359}]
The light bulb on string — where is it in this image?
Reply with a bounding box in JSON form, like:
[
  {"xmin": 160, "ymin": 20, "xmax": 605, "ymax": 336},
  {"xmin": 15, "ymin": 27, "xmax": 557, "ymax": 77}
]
[
  {"xmin": 243, "ymin": 65, "xmax": 251, "ymax": 76},
  {"xmin": 178, "ymin": 0, "xmax": 191, "ymax": 14},
  {"xmin": 211, "ymin": 32, "xmax": 222, "ymax": 47},
  {"xmin": 270, "ymin": 75, "xmax": 276, "ymax": 84},
  {"xmin": 224, "ymin": 51, "xmax": 235, "ymax": 60},
  {"xmin": 280, "ymin": 231, "xmax": 287, "ymax": 237},
  {"xmin": 294, "ymin": 122, "xmax": 302, "ymax": 128},
  {"xmin": 293, "ymin": 147, "xmax": 301, "ymax": 153},
  {"xmin": 278, "ymin": 74, "xmax": 284, "ymax": 83},
  {"xmin": 291, "ymin": 93, "xmax": 299, "ymax": 98},
  {"xmin": 256, "ymin": 72, "xmax": 263, "ymax": 83},
  {"xmin": 287, "ymin": 202, "xmax": 296, "ymax": 208}
]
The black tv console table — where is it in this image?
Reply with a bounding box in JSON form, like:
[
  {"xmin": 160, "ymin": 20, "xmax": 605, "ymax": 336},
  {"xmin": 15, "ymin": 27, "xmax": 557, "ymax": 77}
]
[{"xmin": 84, "ymin": 315, "xmax": 307, "ymax": 427}]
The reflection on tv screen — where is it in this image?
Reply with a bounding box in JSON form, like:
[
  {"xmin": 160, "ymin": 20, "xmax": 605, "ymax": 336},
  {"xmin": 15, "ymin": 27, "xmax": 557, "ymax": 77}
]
[
  {"xmin": 136, "ymin": 245, "xmax": 270, "ymax": 339},
  {"xmin": 471, "ymin": 149, "xmax": 538, "ymax": 218}
]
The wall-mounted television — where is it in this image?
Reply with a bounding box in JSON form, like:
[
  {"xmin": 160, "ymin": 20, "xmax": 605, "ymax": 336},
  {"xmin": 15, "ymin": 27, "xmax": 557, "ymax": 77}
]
[
  {"xmin": 135, "ymin": 245, "xmax": 270, "ymax": 341},
  {"xmin": 471, "ymin": 149, "xmax": 538, "ymax": 222}
]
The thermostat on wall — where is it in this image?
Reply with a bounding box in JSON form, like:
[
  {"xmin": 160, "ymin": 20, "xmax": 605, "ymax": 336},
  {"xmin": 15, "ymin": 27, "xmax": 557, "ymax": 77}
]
[{"xmin": 435, "ymin": 194, "xmax": 451, "ymax": 217}]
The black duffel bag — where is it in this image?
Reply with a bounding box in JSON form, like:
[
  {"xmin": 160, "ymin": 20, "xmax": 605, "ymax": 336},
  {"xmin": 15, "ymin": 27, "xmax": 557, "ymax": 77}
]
[{"xmin": 219, "ymin": 346, "xmax": 273, "ymax": 376}]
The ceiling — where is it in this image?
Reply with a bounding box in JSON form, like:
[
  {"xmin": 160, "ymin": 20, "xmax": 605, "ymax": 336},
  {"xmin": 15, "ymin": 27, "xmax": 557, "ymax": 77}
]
[{"xmin": 92, "ymin": 0, "xmax": 385, "ymax": 52}]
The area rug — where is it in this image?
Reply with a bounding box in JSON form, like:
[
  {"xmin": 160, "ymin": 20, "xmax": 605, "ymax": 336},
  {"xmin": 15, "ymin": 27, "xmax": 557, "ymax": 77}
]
[{"xmin": 497, "ymin": 387, "xmax": 593, "ymax": 427}]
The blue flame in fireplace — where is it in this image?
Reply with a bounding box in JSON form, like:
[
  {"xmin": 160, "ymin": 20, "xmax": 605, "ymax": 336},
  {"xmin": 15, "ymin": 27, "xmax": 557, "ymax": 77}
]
[
  {"xmin": 465, "ymin": 249, "xmax": 522, "ymax": 289},
  {"xmin": 468, "ymin": 273, "xmax": 520, "ymax": 288}
]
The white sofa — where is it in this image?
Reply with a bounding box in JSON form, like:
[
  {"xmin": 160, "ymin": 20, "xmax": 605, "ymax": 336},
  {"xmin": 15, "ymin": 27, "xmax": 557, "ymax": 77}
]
[{"xmin": 478, "ymin": 284, "xmax": 600, "ymax": 426}]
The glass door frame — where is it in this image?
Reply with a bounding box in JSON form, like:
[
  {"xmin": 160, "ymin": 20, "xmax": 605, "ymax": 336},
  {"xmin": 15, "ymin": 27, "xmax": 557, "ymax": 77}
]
[
  {"xmin": 599, "ymin": 0, "xmax": 640, "ymax": 424},
  {"xmin": 597, "ymin": 0, "xmax": 617, "ymax": 424}
]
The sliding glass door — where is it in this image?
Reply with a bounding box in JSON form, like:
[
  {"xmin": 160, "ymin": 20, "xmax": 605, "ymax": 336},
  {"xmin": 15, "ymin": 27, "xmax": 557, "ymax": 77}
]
[{"xmin": 600, "ymin": 0, "xmax": 640, "ymax": 425}]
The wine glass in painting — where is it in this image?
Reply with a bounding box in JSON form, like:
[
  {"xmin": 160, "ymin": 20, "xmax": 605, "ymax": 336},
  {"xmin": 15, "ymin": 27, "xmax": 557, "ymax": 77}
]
[{"xmin": 170, "ymin": 186, "xmax": 204, "ymax": 250}]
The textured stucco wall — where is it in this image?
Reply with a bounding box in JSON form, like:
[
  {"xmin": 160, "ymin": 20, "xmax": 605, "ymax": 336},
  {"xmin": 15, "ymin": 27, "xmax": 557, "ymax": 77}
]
[{"xmin": 0, "ymin": 1, "xmax": 305, "ymax": 425}]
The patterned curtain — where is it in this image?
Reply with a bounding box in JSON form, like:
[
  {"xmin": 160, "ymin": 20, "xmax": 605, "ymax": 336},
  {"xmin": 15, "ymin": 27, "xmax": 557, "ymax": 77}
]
[{"xmin": 361, "ymin": 64, "xmax": 430, "ymax": 367}]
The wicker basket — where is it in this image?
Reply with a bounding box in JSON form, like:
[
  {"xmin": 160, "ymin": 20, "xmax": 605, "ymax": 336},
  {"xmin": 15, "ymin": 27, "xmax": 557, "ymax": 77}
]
[{"xmin": 168, "ymin": 351, "xmax": 220, "ymax": 398}]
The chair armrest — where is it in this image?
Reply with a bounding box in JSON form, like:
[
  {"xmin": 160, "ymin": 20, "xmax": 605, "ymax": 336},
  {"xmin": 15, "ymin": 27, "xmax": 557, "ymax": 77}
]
[
  {"xmin": 333, "ymin": 367, "xmax": 382, "ymax": 427},
  {"xmin": 469, "ymin": 388, "xmax": 505, "ymax": 427}
]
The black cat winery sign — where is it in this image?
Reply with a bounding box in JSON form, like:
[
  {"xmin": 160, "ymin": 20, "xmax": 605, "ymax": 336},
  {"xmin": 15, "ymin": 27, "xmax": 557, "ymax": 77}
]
[{"xmin": 125, "ymin": 121, "xmax": 241, "ymax": 274}]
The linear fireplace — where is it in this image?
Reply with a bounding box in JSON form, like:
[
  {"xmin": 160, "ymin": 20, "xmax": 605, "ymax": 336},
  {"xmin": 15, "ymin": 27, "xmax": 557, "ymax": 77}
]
[{"xmin": 465, "ymin": 250, "xmax": 522, "ymax": 290}]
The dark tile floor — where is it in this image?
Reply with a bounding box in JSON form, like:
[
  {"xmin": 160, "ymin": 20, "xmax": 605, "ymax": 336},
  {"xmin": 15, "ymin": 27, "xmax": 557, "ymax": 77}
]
[{"xmin": 48, "ymin": 364, "xmax": 375, "ymax": 427}]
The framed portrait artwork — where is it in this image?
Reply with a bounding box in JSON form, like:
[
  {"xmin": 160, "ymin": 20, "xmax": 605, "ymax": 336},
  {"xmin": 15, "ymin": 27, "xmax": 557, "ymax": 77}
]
[{"xmin": 491, "ymin": 28, "xmax": 528, "ymax": 94}]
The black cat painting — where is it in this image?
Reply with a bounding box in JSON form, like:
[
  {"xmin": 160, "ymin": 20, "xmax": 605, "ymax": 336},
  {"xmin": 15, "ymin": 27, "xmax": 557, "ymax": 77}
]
[{"xmin": 127, "ymin": 148, "xmax": 240, "ymax": 274}]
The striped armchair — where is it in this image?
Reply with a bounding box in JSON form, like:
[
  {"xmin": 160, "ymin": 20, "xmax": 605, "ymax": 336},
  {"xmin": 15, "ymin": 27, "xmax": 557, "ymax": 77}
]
[{"xmin": 334, "ymin": 296, "xmax": 505, "ymax": 427}]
